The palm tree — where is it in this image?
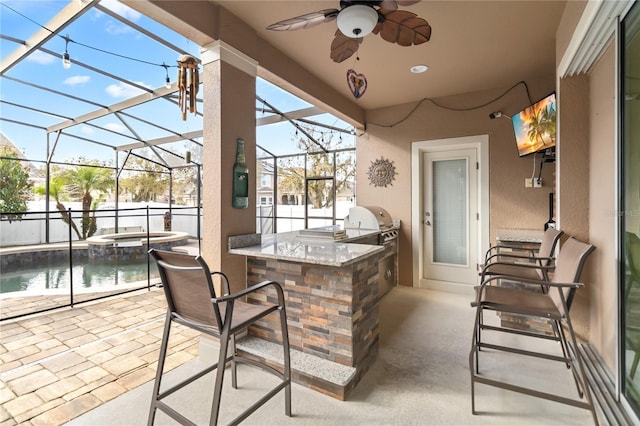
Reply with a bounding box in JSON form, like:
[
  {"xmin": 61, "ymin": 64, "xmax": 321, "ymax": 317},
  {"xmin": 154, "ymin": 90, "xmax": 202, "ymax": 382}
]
[
  {"xmin": 526, "ymin": 109, "xmax": 547, "ymax": 151},
  {"xmin": 33, "ymin": 177, "xmax": 82, "ymax": 239},
  {"xmin": 61, "ymin": 165, "xmax": 114, "ymax": 239},
  {"xmin": 541, "ymin": 105, "xmax": 557, "ymax": 146}
]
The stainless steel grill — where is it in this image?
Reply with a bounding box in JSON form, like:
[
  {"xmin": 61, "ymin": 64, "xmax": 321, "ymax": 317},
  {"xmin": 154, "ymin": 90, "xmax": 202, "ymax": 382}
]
[
  {"xmin": 344, "ymin": 205, "xmax": 399, "ymax": 297},
  {"xmin": 344, "ymin": 206, "xmax": 399, "ymax": 244}
]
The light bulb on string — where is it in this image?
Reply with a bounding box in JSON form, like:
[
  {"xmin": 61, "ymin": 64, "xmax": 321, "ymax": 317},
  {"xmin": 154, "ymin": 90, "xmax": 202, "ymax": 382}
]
[
  {"xmin": 2, "ymin": 5, "xmax": 191, "ymax": 78},
  {"xmin": 62, "ymin": 35, "xmax": 71, "ymax": 69},
  {"xmin": 62, "ymin": 52, "xmax": 71, "ymax": 69},
  {"xmin": 162, "ymin": 63, "xmax": 171, "ymax": 89}
]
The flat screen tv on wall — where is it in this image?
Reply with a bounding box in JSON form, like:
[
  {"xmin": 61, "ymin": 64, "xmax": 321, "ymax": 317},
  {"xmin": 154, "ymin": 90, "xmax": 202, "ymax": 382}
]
[{"xmin": 511, "ymin": 93, "xmax": 557, "ymax": 157}]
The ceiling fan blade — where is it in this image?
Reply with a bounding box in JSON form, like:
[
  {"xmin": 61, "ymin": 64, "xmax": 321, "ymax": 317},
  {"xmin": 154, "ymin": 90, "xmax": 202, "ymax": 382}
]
[
  {"xmin": 373, "ymin": 10, "xmax": 431, "ymax": 46},
  {"xmin": 378, "ymin": 0, "xmax": 399, "ymax": 13},
  {"xmin": 379, "ymin": 0, "xmax": 422, "ymax": 14},
  {"xmin": 330, "ymin": 30, "xmax": 363, "ymax": 63},
  {"xmin": 266, "ymin": 9, "xmax": 339, "ymax": 31},
  {"xmin": 396, "ymin": 0, "xmax": 422, "ymax": 6}
]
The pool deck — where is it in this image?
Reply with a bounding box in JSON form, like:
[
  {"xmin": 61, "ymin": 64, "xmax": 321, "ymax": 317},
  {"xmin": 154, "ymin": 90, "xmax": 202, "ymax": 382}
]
[
  {"xmin": 0, "ymin": 241, "xmax": 89, "ymax": 255},
  {"xmin": 0, "ymin": 287, "xmax": 201, "ymax": 425}
]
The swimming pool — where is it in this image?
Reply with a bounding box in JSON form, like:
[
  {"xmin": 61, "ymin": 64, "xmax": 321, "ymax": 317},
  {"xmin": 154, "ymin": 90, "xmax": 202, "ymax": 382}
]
[{"xmin": 0, "ymin": 257, "xmax": 158, "ymax": 295}]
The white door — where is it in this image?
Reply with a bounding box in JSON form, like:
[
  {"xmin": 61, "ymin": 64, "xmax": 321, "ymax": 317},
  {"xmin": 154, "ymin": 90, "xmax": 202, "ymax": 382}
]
[{"xmin": 422, "ymin": 148, "xmax": 479, "ymax": 287}]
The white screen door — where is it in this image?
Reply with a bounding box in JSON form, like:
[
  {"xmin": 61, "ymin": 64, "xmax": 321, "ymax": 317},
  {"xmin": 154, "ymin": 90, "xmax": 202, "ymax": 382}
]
[{"xmin": 422, "ymin": 148, "xmax": 478, "ymax": 286}]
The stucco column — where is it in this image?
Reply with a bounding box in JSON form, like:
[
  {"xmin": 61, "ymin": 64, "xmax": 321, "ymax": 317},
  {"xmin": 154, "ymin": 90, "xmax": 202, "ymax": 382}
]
[
  {"xmin": 201, "ymin": 41, "xmax": 257, "ymax": 294},
  {"xmin": 557, "ymin": 74, "xmax": 591, "ymax": 341}
]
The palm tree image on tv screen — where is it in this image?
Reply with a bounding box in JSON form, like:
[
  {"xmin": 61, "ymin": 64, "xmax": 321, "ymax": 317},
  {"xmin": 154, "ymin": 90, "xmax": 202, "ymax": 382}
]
[{"xmin": 512, "ymin": 93, "xmax": 557, "ymax": 157}]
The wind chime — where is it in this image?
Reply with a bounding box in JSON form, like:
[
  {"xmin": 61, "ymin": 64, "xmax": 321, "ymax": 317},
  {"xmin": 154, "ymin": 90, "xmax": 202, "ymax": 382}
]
[
  {"xmin": 346, "ymin": 49, "xmax": 367, "ymax": 99},
  {"xmin": 177, "ymin": 54, "xmax": 199, "ymax": 120},
  {"xmin": 347, "ymin": 67, "xmax": 367, "ymax": 99}
]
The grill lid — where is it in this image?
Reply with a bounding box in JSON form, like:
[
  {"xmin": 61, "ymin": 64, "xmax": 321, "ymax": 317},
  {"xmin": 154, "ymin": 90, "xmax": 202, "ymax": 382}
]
[{"xmin": 344, "ymin": 206, "xmax": 393, "ymax": 230}]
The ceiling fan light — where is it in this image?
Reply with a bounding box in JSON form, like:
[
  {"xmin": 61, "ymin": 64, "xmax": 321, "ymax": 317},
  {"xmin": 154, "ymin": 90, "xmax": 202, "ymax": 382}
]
[{"xmin": 337, "ymin": 5, "xmax": 378, "ymax": 38}]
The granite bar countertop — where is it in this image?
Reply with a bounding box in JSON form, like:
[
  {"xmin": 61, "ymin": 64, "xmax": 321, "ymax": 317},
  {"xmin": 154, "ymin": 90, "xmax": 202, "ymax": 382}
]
[
  {"xmin": 228, "ymin": 227, "xmax": 384, "ymax": 267},
  {"xmin": 496, "ymin": 228, "xmax": 545, "ymax": 243}
]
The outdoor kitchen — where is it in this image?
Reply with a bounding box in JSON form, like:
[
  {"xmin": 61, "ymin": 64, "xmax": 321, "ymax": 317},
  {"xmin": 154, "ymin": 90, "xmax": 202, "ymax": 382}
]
[{"xmin": 226, "ymin": 206, "xmax": 399, "ymax": 399}]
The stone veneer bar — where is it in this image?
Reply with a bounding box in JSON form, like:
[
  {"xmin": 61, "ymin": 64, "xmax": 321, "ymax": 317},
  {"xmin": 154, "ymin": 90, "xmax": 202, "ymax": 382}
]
[
  {"xmin": 244, "ymin": 252, "xmax": 382, "ymax": 400},
  {"xmin": 228, "ymin": 229, "xmax": 386, "ymax": 400}
]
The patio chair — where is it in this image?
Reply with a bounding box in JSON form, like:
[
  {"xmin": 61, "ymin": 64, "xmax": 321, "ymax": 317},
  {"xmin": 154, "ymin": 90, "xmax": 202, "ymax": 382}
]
[
  {"xmin": 148, "ymin": 249, "xmax": 291, "ymax": 426},
  {"xmin": 469, "ymin": 237, "xmax": 598, "ymax": 424},
  {"xmin": 480, "ymin": 228, "xmax": 564, "ymax": 283}
]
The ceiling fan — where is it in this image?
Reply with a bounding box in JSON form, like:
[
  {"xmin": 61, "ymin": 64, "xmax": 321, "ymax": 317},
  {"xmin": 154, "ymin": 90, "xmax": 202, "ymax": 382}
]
[{"xmin": 266, "ymin": 0, "xmax": 431, "ymax": 63}]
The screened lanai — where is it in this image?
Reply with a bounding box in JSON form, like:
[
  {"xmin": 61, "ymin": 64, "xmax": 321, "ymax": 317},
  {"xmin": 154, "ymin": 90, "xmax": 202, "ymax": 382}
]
[{"xmin": 0, "ymin": 0, "xmax": 356, "ymax": 318}]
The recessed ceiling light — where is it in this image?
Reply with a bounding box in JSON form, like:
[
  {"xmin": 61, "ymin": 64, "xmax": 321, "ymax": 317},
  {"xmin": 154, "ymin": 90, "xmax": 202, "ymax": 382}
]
[{"xmin": 410, "ymin": 64, "xmax": 428, "ymax": 74}]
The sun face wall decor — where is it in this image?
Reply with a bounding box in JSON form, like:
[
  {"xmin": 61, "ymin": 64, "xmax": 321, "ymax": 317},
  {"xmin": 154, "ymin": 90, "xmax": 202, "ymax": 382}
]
[{"xmin": 367, "ymin": 157, "xmax": 396, "ymax": 187}]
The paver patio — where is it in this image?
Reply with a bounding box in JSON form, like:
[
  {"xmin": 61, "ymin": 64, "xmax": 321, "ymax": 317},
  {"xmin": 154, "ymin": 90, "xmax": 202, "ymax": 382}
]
[{"xmin": 0, "ymin": 287, "xmax": 200, "ymax": 425}]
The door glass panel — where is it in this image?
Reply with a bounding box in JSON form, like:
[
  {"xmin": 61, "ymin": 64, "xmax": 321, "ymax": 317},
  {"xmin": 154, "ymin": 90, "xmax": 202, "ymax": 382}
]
[
  {"xmin": 623, "ymin": 1, "xmax": 640, "ymax": 415},
  {"xmin": 433, "ymin": 159, "xmax": 467, "ymax": 265}
]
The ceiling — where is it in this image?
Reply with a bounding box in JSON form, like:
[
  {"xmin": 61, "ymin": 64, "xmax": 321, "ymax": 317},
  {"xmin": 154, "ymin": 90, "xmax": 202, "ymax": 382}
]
[
  {"xmin": 215, "ymin": 0, "xmax": 567, "ymax": 110},
  {"xmin": 0, "ymin": 0, "xmax": 571, "ymax": 166}
]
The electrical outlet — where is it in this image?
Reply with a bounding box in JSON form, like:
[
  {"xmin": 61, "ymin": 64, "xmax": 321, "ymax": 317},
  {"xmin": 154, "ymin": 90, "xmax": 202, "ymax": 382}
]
[
  {"xmin": 534, "ymin": 178, "xmax": 542, "ymax": 188},
  {"xmin": 525, "ymin": 178, "xmax": 533, "ymax": 188}
]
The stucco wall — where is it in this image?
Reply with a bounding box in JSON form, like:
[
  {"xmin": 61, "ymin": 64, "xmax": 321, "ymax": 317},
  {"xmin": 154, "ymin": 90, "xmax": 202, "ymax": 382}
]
[
  {"xmin": 587, "ymin": 43, "xmax": 617, "ymax": 370},
  {"xmin": 557, "ymin": 74, "xmax": 592, "ymax": 342},
  {"xmin": 202, "ymin": 60, "xmax": 257, "ymax": 294},
  {"xmin": 558, "ymin": 74, "xmax": 590, "ymax": 243},
  {"xmin": 554, "ymin": 0, "xmax": 620, "ymax": 371},
  {"xmin": 362, "ymin": 77, "xmax": 556, "ymax": 287}
]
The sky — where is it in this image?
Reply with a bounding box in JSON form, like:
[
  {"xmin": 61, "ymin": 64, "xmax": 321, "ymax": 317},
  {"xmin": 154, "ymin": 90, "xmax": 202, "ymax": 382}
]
[{"xmin": 0, "ymin": 0, "xmax": 355, "ymax": 166}]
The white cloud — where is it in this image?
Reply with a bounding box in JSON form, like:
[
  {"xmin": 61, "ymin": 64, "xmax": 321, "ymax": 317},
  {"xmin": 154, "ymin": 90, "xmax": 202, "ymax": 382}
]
[
  {"xmin": 105, "ymin": 81, "xmax": 151, "ymax": 99},
  {"xmin": 63, "ymin": 75, "xmax": 91, "ymax": 86},
  {"xmin": 99, "ymin": 0, "xmax": 142, "ymax": 21},
  {"xmin": 26, "ymin": 51, "xmax": 55, "ymax": 65},
  {"xmin": 92, "ymin": 0, "xmax": 140, "ymax": 34},
  {"xmin": 104, "ymin": 21, "xmax": 134, "ymax": 35},
  {"xmin": 104, "ymin": 123, "xmax": 126, "ymax": 133},
  {"xmin": 81, "ymin": 126, "xmax": 95, "ymax": 135}
]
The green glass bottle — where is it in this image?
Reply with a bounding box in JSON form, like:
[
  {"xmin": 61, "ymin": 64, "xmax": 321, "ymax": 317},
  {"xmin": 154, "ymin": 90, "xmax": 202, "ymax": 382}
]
[{"xmin": 232, "ymin": 139, "xmax": 249, "ymax": 209}]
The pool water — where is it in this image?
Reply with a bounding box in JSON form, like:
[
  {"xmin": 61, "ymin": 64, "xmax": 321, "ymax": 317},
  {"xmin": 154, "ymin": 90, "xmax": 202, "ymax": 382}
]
[{"xmin": 0, "ymin": 258, "xmax": 158, "ymax": 294}]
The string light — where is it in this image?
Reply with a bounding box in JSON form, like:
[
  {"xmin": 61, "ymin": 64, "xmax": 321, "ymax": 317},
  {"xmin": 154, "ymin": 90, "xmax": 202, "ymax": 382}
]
[
  {"xmin": 1, "ymin": 3, "xmax": 184, "ymax": 77},
  {"xmin": 162, "ymin": 63, "xmax": 171, "ymax": 89},
  {"xmin": 62, "ymin": 34, "xmax": 71, "ymax": 69}
]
